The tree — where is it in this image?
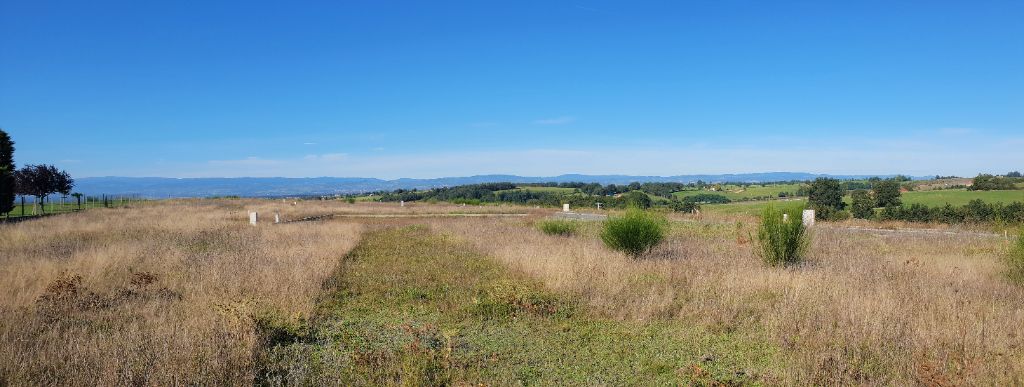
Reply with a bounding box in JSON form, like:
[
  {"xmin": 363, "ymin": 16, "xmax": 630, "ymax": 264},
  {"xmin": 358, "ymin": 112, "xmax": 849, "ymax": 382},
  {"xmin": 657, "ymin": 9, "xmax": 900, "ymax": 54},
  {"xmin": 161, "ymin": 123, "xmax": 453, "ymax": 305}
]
[
  {"xmin": 971, "ymin": 174, "xmax": 1016, "ymax": 191},
  {"xmin": 872, "ymin": 179, "xmax": 902, "ymax": 208},
  {"xmin": 14, "ymin": 164, "xmax": 74, "ymax": 215},
  {"xmin": 850, "ymin": 189, "xmax": 875, "ymax": 219},
  {"xmin": 1008, "ymin": 171, "xmax": 1022, "ymax": 178},
  {"xmin": 807, "ymin": 177, "xmax": 845, "ymax": 219},
  {"xmin": 624, "ymin": 191, "xmax": 652, "ymax": 209},
  {"xmin": 0, "ymin": 129, "xmax": 14, "ymax": 216}
]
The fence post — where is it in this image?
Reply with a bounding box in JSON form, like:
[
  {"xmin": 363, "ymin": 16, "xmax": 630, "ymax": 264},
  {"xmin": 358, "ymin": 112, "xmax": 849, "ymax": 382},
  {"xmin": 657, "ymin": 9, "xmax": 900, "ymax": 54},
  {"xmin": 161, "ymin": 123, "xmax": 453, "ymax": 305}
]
[{"xmin": 20, "ymin": 196, "xmax": 24, "ymax": 217}]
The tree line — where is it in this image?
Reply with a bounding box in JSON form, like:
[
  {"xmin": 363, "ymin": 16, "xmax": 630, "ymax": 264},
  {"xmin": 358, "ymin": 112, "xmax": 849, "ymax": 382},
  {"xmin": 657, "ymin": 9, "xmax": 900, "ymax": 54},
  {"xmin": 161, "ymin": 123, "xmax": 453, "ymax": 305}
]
[
  {"xmin": 0, "ymin": 129, "xmax": 76, "ymax": 217},
  {"xmin": 805, "ymin": 175, "xmax": 1024, "ymax": 224}
]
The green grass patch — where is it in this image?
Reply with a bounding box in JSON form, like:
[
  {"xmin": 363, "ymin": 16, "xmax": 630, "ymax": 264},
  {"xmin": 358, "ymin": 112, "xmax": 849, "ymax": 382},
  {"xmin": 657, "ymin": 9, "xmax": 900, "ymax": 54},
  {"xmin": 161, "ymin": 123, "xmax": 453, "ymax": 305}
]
[
  {"xmin": 256, "ymin": 226, "xmax": 782, "ymax": 385},
  {"xmin": 536, "ymin": 219, "xmax": 580, "ymax": 236},
  {"xmin": 703, "ymin": 199, "xmax": 807, "ymax": 216},
  {"xmin": 901, "ymin": 189, "xmax": 1024, "ymax": 207},
  {"xmin": 674, "ymin": 184, "xmax": 803, "ymax": 202}
]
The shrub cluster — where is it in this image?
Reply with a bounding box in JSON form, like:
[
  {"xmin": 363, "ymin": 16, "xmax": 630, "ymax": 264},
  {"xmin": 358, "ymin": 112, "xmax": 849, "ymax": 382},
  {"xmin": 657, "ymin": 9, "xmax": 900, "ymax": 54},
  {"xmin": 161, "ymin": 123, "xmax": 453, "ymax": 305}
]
[
  {"xmin": 877, "ymin": 200, "xmax": 1024, "ymax": 224},
  {"xmin": 601, "ymin": 209, "xmax": 667, "ymax": 257},
  {"xmin": 536, "ymin": 219, "xmax": 580, "ymax": 236},
  {"xmin": 971, "ymin": 174, "xmax": 1020, "ymax": 191},
  {"xmin": 755, "ymin": 206, "xmax": 809, "ymax": 266}
]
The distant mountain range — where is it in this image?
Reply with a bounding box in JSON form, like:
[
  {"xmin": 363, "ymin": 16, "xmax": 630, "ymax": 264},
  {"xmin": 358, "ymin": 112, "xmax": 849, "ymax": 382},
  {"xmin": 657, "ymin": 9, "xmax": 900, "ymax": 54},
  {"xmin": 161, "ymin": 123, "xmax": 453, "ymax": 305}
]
[{"xmin": 72, "ymin": 172, "xmax": 919, "ymax": 198}]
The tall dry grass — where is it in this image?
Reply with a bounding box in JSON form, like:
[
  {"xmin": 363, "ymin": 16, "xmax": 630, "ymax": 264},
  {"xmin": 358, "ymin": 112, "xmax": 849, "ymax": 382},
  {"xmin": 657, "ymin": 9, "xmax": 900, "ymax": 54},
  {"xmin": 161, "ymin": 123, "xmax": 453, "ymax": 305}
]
[
  {"xmin": 428, "ymin": 216, "xmax": 1024, "ymax": 385},
  {"xmin": 0, "ymin": 200, "xmax": 362, "ymax": 385}
]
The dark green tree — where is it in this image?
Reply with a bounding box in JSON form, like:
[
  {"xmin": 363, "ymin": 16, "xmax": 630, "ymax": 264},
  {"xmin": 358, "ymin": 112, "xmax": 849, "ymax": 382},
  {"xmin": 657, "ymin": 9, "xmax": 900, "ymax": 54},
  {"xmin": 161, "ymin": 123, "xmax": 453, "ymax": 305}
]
[
  {"xmin": 0, "ymin": 129, "xmax": 14, "ymax": 216},
  {"xmin": 624, "ymin": 190, "xmax": 652, "ymax": 209},
  {"xmin": 850, "ymin": 189, "xmax": 875, "ymax": 219},
  {"xmin": 14, "ymin": 164, "xmax": 74, "ymax": 215},
  {"xmin": 807, "ymin": 177, "xmax": 845, "ymax": 219},
  {"xmin": 872, "ymin": 179, "xmax": 902, "ymax": 208}
]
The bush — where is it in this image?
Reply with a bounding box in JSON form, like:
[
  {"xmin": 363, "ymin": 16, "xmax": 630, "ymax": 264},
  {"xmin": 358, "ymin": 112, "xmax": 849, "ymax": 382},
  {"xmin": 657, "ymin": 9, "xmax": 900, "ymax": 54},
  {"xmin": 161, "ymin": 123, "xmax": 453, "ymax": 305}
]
[
  {"xmin": 624, "ymin": 191, "xmax": 652, "ymax": 209},
  {"xmin": 1007, "ymin": 229, "xmax": 1024, "ymax": 284},
  {"xmin": 755, "ymin": 205, "xmax": 810, "ymax": 266},
  {"xmin": 850, "ymin": 189, "xmax": 875, "ymax": 219},
  {"xmin": 601, "ymin": 208, "xmax": 667, "ymax": 257},
  {"xmin": 537, "ymin": 219, "xmax": 580, "ymax": 236}
]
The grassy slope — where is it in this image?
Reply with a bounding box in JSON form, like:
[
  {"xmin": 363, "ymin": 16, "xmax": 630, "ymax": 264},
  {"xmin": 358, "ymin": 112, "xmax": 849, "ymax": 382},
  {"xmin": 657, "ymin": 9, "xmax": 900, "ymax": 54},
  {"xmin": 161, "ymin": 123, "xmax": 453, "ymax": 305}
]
[
  {"xmin": 257, "ymin": 226, "xmax": 780, "ymax": 385},
  {"xmin": 674, "ymin": 184, "xmax": 803, "ymax": 202}
]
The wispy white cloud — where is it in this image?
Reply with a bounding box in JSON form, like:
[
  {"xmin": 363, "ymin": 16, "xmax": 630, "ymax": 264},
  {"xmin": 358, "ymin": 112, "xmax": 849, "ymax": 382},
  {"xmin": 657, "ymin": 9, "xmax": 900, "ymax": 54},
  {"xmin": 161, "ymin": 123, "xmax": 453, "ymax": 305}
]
[
  {"xmin": 302, "ymin": 153, "xmax": 348, "ymax": 162},
  {"xmin": 533, "ymin": 116, "xmax": 575, "ymax": 125},
  {"xmin": 303, "ymin": 142, "xmax": 317, "ymax": 145}
]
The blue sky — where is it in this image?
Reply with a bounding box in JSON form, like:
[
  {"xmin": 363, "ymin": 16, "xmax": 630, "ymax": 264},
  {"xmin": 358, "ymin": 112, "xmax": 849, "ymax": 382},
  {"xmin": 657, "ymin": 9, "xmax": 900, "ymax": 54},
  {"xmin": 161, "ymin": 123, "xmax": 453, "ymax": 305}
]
[{"xmin": 1, "ymin": 1, "xmax": 1021, "ymax": 179}]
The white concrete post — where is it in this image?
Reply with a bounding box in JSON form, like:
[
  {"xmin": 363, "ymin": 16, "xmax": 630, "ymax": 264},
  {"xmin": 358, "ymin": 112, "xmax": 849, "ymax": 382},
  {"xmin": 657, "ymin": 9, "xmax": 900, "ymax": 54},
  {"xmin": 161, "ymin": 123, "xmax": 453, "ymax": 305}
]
[
  {"xmin": 274, "ymin": 211, "xmax": 280, "ymax": 224},
  {"xmin": 802, "ymin": 209, "xmax": 815, "ymax": 226},
  {"xmin": 249, "ymin": 211, "xmax": 258, "ymax": 225},
  {"xmin": 563, "ymin": 204, "xmax": 570, "ymax": 212},
  {"xmin": 400, "ymin": 200, "xmax": 405, "ymax": 207},
  {"xmin": 783, "ymin": 213, "xmax": 789, "ymax": 222}
]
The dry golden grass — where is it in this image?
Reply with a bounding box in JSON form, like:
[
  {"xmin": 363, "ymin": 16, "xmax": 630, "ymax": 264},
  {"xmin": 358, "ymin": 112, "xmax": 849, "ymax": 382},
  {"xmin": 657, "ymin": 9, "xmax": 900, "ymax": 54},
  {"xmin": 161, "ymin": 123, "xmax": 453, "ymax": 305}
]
[
  {"xmin": 0, "ymin": 200, "xmax": 363, "ymax": 385},
  {"xmin": 427, "ymin": 216, "xmax": 1024, "ymax": 385},
  {"xmin": 3, "ymin": 199, "xmax": 1023, "ymax": 385}
]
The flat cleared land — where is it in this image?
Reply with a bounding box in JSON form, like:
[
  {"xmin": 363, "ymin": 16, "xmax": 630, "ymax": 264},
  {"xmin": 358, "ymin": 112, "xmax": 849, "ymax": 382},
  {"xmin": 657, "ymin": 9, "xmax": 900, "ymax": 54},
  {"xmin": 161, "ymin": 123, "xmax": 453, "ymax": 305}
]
[{"xmin": 2, "ymin": 200, "xmax": 1023, "ymax": 385}]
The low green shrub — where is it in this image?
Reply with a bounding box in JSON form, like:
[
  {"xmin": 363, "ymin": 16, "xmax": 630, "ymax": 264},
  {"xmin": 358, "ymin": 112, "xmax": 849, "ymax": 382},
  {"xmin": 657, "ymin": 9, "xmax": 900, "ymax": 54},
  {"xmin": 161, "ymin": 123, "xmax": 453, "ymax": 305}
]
[
  {"xmin": 1007, "ymin": 228, "xmax": 1024, "ymax": 284},
  {"xmin": 537, "ymin": 219, "xmax": 580, "ymax": 236},
  {"xmin": 601, "ymin": 208, "xmax": 667, "ymax": 257},
  {"xmin": 755, "ymin": 205, "xmax": 809, "ymax": 266}
]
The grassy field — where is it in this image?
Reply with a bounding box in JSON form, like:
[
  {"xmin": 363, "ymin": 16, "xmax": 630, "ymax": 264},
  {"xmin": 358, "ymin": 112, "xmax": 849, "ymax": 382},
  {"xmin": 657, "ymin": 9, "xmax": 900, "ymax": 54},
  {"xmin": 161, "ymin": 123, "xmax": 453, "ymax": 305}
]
[
  {"xmin": 674, "ymin": 183, "xmax": 803, "ymax": 202},
  {"xmin": 5, "ymin": 200, "xmax": 128, "ymax": 219},
  {"xmin": 2, "ymin": 199, "xmax": 1023, "ymax": 385},
  {"xmin": 702, "ymin": 189, "xmax": 1024, "ymax": 216},
  {"xmin": 702, "ymin": 199, "xmax": 807, "ymax": 215},
  {"xmin": 901, "ymin": 189, "xmax": 1024, "ymax": 206}
]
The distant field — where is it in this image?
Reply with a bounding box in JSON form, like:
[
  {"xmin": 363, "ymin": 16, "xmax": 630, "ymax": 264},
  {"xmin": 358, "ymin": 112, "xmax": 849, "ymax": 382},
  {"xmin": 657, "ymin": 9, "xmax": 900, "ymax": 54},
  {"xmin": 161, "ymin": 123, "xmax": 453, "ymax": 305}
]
[
  {"xmin": 674, "ymin": 183, "xmax": 803, "ymax": 202},
  {"xmin": 702, "ymin": 198, "xmax": 806, "ymax": 215},
  {"xmin": 901, "ymin": 189, "xmax": 1024, "ymax": 206},
  {"xmin": 498, "ymin": 186, "xmax": 578, "ymax": 194},
  {"xmin": 702, "ymin": 189, "xmax": 1024, "ymax": 216}
]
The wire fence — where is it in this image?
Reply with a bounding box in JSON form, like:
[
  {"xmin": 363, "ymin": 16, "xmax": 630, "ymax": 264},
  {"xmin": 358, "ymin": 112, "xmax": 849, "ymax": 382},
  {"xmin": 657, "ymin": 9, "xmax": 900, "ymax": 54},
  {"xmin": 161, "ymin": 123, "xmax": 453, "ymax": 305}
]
[{"xmin": 3, "ymin": 194, "xmax": 145, "ymax": 220}]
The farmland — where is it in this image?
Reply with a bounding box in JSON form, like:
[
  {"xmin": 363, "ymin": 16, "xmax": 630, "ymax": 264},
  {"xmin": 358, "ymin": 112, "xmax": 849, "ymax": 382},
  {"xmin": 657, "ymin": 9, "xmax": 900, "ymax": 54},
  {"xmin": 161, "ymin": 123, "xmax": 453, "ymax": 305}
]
[
  {"xmin": 702, "ymin": 189, "xmax": 1024, "ymax": 216},
  {"xmin": 2, "ymin": 199, "xmax": 1023, "ymax": 385},
  {"xmin": 674, "ymin": 183, "xmax": 803, "ymax": 202},
  {"xmin": 901, "ymin": 189, "xmax": 1024, "ymax": 206}
]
